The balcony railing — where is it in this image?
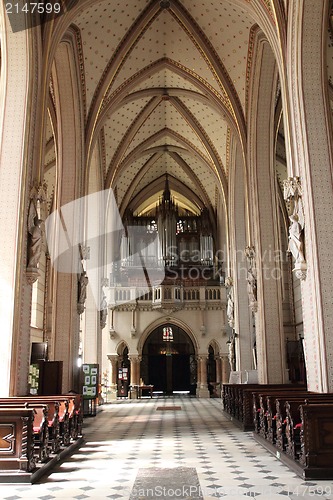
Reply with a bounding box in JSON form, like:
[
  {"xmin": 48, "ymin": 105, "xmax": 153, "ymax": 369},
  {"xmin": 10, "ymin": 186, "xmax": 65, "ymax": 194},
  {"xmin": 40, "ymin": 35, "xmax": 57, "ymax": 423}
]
[{"xmin": 108, "ymin": 284, "xmax": 226, "ymax": 308}]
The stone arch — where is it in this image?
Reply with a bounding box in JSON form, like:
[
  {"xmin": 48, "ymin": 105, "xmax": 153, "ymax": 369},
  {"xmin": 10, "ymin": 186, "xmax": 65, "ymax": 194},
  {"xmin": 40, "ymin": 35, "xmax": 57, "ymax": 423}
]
[
  {"xmin": 116, "ymin": 340, "xmax": 130, "ymax": 356},
  {"xmin": 137, "ymin": 317, "xmax": 198, "ymax": 357},
  {"xmin": 207, "ymin": 339, "xmax": 221, "ymax": 356}
]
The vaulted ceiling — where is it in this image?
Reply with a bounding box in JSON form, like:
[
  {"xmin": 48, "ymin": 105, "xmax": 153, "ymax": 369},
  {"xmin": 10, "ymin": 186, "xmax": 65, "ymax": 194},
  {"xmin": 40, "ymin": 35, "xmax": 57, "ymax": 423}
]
[
  {"xmin": 42, "ymin": 1, "xmax": 285, "ymax": 223},
  {"xmin": 69, "ymin": 0, "xmax": 263, "ymax": 219}
]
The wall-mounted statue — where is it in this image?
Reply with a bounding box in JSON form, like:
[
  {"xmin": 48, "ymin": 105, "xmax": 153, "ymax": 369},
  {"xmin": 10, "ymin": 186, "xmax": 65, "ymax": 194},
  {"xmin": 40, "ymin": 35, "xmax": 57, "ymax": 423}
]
[
  {"xmin": 284, "ymin": 177, "xmax": 307, "ymax": 280},
  {"xmin": 78, "ymin": 271, "xmax": 89, "ymax": 314},
  {"xmin": 245, "ymin": 246, "xmax": 258, "ymax": 313},
  {"xmin": 27, "ymin": 214, "xmax": 43, "ymax": 270},
  {"xmin": 226, "ymin": 285, "xmax": 235, "ymax": 329},
  {"xmin": 288, "ymin": 212, "xmax": 306, "ymax": 265},
  {"xmin": 100, "ymin": 292, "xmax": 108, "ymax": 329}
]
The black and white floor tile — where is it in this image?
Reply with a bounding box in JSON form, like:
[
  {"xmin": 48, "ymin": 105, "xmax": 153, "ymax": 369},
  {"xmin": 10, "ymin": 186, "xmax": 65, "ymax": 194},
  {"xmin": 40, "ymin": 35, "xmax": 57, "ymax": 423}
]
[{"xmin": 1, "ymin": 397, "xmax": 333, "ymax": 499}]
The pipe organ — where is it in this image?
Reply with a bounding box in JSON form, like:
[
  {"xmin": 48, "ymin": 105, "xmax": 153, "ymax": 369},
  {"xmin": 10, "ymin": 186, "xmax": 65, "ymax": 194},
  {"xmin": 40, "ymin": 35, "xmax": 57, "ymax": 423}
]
[{"xmin": 119, "ymin": 175, "xmax": 214, "ymax": 273}]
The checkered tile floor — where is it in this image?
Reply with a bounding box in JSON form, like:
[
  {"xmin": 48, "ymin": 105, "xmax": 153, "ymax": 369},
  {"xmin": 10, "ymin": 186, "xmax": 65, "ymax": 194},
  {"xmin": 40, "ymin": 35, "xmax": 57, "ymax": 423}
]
[{"xmin": 2, "ymin": 396, "xmax": 333, "ymax": 499}]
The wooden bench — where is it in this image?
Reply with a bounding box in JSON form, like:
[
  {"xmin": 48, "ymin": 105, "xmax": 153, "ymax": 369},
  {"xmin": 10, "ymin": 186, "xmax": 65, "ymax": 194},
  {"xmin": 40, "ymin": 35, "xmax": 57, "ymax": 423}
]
[
  {"xmin": 252, "ymin": 387, "xmax": 309, "ymax": 438},
  {"xmin": 250, "ymin": 389, "xmax": 333, "ymax": 479},
  {"xmin": 275, "ymin": 395, "xmax": 333, "ymax": 458},
  {"xmin": 298, "ymin": 403, "xmax": 333, "ymax": 477},
  {"xmin": 0, "ymin": 408, "xmax": 36, "ymax": 472},
  {"xmin": 65, "ymin": 394, "xmax": 83, "ymax": 440},
  {"xmin": 0, "ymin": 395, "xmax": 82, "ymax": 459},
  {"xmin": 222, "ymin": 383, "xmax": 305, "ymax": 430},
  {"xmin": 0, "ymin": 401, "xmax": 50, "ymax": 462}
]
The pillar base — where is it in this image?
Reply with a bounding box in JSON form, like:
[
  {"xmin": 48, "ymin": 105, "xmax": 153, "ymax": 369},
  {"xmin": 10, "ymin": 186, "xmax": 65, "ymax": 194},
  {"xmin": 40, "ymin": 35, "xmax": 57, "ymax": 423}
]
[
  {"xmin": 108, "ymin": 385, "xmax": 118, "ymax": 400},
  {"xmin": 196, "ymin": 386, "xmax": 210, "ymax": 398},
  {"xmin": 129, "ymin": 386, "xmax": 139, "ymax": 399}
]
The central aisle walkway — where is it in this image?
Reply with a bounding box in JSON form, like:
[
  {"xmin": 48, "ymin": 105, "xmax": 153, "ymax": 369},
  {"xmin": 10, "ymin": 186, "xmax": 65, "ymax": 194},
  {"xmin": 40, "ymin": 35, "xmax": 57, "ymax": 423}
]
[{"xmin": 2, "ymin": 397, "xmax": 333, "ymax": 499}]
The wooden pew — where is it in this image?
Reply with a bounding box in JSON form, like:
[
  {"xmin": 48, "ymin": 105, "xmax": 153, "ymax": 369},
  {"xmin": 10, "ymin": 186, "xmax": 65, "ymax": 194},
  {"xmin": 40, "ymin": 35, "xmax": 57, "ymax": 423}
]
[
  {"xmin": 252, "ymin": 390, "xmax": 333, "ymax": 479},
  {"xmin": 0, "ymin": 398, "xmax": 61, "ymax": 456},
  {"xmin": 253, "ymin": 387, "xmax": 309, "ymax": 439},
  {"xmin": 0, "ymin": 408, "xmax": 36, "ymax": 472},
  {"xmin": 0, "ymin": 401, "xmax": 51, "ymax": 461},
  {"xmin": 298, "ymin": 403, "xmax": 333, "ymax": 477},
  {"xmin": 275, "ymin": 395, "xmax": 333, "ymax": 459},
  {"xmin": 65, "ymin": 394, "xmax": 83, "ymax": 440},
  {"xmin": 222, "ymin": 383, "xmax": 306, "ymax": 431},
  {"xmin": 0, "ymin": 395, "xmax": 82, "ymax": 456}
]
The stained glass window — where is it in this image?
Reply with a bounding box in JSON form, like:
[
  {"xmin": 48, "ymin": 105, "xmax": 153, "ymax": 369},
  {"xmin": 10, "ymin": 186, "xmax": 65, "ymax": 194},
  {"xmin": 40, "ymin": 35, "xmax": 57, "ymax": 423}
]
[{"xmin": 163, "ymin": 326, "xmax": 173, "ymax": 342}]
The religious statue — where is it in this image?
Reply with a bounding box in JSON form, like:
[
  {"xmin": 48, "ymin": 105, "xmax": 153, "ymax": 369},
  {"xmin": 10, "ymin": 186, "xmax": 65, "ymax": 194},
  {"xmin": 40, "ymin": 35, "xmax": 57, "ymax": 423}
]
[
  {"xmin": 27, "ymin": 215, "xmax": 43, "ymax": 269},
  {"xmin": 288, "ymin": 213, "xmax": 306, "ymax": 264},
  {"xmin": 78, "ymin": 271, "xmax": 89, "ymax": 314},
  {"xmin": 227, "ymin": 335, "xmax": 236, "ymax": 371},
  {"xmin": 247, "ymin": 267, "xmax": 257, "ymax": 305},
  {"xmin": 100, "ymin": 292, "xmax": 108, "ymax": 329},
  {"xmin": 227, "ymin": 286, "xmax": 234, "ymax": 328},
  {"xmin": 284, "ymin": 177, "xmax": 307, "ymax": 280}
]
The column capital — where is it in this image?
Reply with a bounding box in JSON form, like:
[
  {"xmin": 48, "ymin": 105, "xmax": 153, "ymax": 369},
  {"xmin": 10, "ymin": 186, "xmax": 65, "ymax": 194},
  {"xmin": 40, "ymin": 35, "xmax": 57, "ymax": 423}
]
[
  {"xmin": 128, "ymin": 354, "xmax": 142, "ymax": 363},
  {"xmin": 107, "ymin": 354, "xmax": 118, "ymax": 363},
  {"xmin": 197, "ymin": 354, "xmax": 208, "ymax": 361}
]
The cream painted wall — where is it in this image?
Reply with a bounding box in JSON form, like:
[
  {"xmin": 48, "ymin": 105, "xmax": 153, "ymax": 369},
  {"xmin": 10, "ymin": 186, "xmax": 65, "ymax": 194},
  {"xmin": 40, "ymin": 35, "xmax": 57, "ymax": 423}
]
[{"xmin": 102, "ymin": 305, "xmax": 228, "ymax": 385}]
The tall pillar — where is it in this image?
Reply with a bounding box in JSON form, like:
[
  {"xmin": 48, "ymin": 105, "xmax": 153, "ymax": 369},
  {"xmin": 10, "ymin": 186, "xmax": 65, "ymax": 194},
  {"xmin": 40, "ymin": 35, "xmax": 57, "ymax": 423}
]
[
  {"xmin": 286, "ymin": 0, "xmax": 333, "ymax": 392},
  {"xmin": 0, "ymin": 10, "xmax": 35, "ymax": 396},
  {"xmin": 52, "ymin": 42, "xmax": 83, "ymax": 392},
  {"xmin": 107, "ymin": 354, "xmax": 118, "ymax": 400},
  {"xmin": 83, "ymin": 286, "xmax": 99, "ymax": 364},
  {"xmin": 215, "ymin": 355, "xmax": 222, "ymax": 398},
  {"xmin": 229, "ymin": 137, "xmax": 254, "ymax": 374},
  {"xmin": 215, "ymin": 356, "xmax": 222, "ymax": 384},
  {"xmin": 221, "ymin": 355, "xmax": 229, "ymax": 384},
  {"xmin": 196, "ymin": 355, "xmax": 210, "ymax": 398},
  {"xmin": 248, "ymin": 35, "xmax": 286, "ymax": 383},
  {"xmin": 129, "ymin": 355, "xmax": 141, "ymax": 386}
]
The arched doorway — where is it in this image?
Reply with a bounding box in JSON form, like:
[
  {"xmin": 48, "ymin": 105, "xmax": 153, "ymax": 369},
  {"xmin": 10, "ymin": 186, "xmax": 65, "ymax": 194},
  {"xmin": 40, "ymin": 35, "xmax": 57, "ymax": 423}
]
[
  {"xmin": 117, "ymin": 344, "xmax": 130, "ymax": 397},
  {"xmin": 141, "ymin": 324, "xmax": 197, "ymax": 395}
]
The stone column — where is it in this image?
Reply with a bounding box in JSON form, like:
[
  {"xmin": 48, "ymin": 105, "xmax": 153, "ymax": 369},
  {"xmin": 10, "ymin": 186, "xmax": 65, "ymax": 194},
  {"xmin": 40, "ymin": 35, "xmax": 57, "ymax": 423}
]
[
  {"xmin": 107, "ymin": 354, "xmax": 118, "ymax": 400},
  {"xmin": 83, "ymin": 286, "xmax": 99, "ymax": 364},
  {"xmin": 0, "ymin": 10, "xmax": 36, "ymax": 396},
  {"xmin": 247, "ymin": 36, "xmax": 286, "ymax": 384},
  {"xmin": 229, "ymin": 138, "xmax": 254, "ymax": 375},
  {"xmin": 221, "ymin": 355, "xmax": 229, "ymax": 384},
  {"xmin": 286, "ymin": 0, "xmax": 333, "ymax": 392},
  {"xmin": 129, "ymin": 355, "xmax": 141, "ymax": 385},
  {"xmin": 196, "ymin": 355, "xmax": 210, "ymax": 398},
  {"xmin": 128, "ymin": 355, "xmax": 141, "ymax": 399},
  {"xmin": 215, "ymin": 355, "xmax": 222, "ymax": 398},
  {"xmin": 52, "ymin": 43, "xmax": 83, "ymax": 392},
  {"xmin": 215, "ymin": 356, "xmax": 222, "ymax": 384}
]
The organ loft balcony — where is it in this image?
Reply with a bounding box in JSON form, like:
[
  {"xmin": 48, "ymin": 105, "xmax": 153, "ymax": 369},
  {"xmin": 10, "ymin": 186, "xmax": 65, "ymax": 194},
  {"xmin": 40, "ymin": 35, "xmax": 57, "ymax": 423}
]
[{"xmin": 108, "ymin": 279, "xmax": 226, "ymax": 312}]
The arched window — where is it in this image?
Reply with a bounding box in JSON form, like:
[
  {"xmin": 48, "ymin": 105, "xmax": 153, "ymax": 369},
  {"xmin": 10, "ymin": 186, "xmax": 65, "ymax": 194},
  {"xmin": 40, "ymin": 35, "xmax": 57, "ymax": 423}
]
[{"xmin": 163, "ymin": 326, "xmax": 173, "ymax": 342}]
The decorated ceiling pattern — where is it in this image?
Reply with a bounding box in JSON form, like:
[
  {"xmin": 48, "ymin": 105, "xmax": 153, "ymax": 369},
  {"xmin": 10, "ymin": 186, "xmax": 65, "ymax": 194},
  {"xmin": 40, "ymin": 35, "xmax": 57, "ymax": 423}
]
[{"xmin": 72, "ymin": 0, "xmax": 262, "ymax": 216}]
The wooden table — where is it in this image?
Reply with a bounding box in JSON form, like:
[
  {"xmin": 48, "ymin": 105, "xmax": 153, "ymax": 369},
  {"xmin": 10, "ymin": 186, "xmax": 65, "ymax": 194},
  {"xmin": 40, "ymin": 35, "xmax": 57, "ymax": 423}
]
[{"xmin": 138, "ymin": 385, "xmax": 154, "ymax": 398}]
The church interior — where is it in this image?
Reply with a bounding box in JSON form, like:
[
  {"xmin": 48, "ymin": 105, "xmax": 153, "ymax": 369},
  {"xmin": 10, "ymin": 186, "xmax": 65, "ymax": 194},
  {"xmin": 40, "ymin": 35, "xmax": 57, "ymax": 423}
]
[{"xmin": 1, "ymin": 0, "xmax": 333, "ymax": 495}]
